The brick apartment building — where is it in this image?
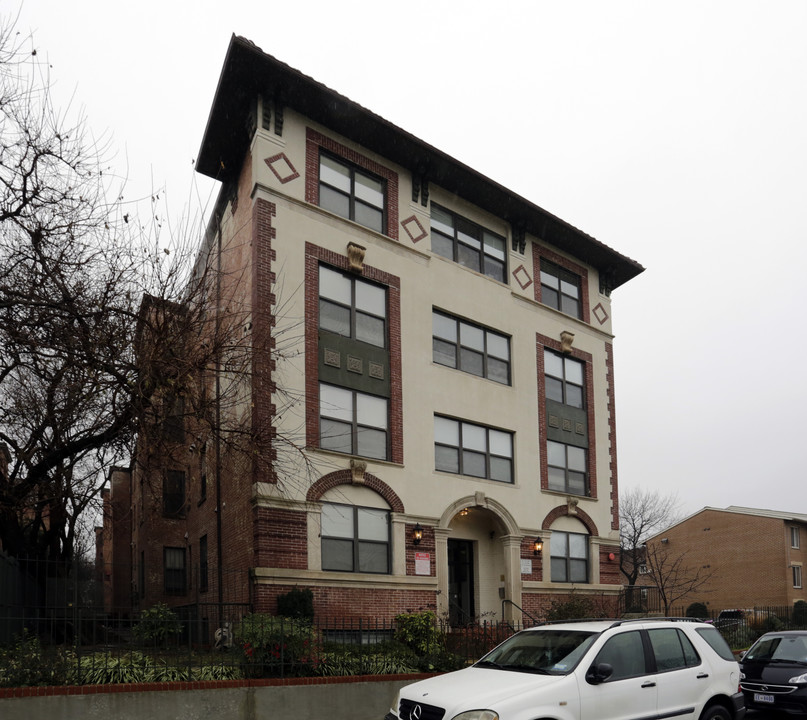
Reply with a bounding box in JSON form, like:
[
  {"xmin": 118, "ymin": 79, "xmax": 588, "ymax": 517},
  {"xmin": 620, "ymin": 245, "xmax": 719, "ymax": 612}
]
[
  {"xmin": 642, "ymin": 506, "xmax": 807, "ymax": 612},
  {"xmin": 100, "ymin": 35, "xmax": 644, "ymax": 628}
]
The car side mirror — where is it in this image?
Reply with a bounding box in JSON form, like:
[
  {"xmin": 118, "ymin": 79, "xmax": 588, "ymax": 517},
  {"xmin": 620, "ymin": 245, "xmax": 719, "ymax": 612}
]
[{"xmin": 586, "ymin": 662, "xmax": 614, "ymax": 685}]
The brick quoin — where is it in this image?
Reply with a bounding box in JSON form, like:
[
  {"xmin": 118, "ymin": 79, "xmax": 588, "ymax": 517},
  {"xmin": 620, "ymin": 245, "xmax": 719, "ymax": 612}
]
[
  {"xmin": 605, "ymin": 342, "xmax": 619, "ymax": 531},
  {"xmin": 535, "ymin": 333, "xmax": 597, "ymax": 499},
  {"xmin": 252, "ymin": 197, "xmax": 277, "ymax": 485}
]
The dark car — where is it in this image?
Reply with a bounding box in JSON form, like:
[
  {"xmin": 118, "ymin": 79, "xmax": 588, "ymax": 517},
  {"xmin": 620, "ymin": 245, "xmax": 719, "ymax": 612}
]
[{"xmin": 740, "ymin": 630, "xmax": 807, "ymax": 715}]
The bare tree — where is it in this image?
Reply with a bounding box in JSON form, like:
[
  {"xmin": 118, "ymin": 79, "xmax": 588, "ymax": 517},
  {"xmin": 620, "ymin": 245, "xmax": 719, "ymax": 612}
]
[
  {"xmin": 619, "ymin": 487, "xmax": 682, "ymax": 586},
  {"xmin": 641, "ymin": 538, "xmax": 713, "ymax": 615},
  {"xmin": 0, "ymin": 16, "xmax": 309, "ymax": 565}
]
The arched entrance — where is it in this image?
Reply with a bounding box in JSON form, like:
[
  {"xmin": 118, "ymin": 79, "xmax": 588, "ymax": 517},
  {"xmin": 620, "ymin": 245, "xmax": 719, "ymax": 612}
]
[{"xmin": 436, "ymin": 494, "xmax": 521, "ymax": 625}]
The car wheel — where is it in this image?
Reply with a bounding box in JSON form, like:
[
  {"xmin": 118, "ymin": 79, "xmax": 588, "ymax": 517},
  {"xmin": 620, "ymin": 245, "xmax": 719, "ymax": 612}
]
[{"xmin": 699, "ymin": 704, "xmax": 732, "ymax": 720}]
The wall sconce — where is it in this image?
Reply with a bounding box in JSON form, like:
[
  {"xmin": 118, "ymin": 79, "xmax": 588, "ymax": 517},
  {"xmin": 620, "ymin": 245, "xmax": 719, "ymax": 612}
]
[
  {"xmin": 533, "ymin": 538, "xmax": 543, "ymax": 555},
  {"xmin": 413, "ymin": 523, "xmax": 423, "ymax": 546}
]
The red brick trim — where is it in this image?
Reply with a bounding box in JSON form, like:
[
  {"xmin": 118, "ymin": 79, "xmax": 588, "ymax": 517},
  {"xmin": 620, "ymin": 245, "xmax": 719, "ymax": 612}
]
[
  {"xmin": 536, "ymin": 333, "xmax": 596, "ymax": 499},
  {"xmin": 252, "ymin": 198, "xmax": 278, "ymax": 484},
  {"xmin": 305, "ymin": 128, "xmax": 399, "ymax": 240},
  {"xmin": 304, "ymin": 243, "xmax": 403, "ymax": 464},
  {"xmin": 532, "ymin": 244, "xmax": 590, "ymax": 324},
  {"xmin": 0, "ymin": 673, "xmax": 440, "ymax": 698},
  {"xmin": 541, "ymin": 504, "xmax": 599, "ymax": 536},
  {"xmin": 605, "ymin": 342, "xmax": 619, "ymax": 531},
  {"xmin": 306, "ymin": 469, "xmax": 405, "ymax": 513}
]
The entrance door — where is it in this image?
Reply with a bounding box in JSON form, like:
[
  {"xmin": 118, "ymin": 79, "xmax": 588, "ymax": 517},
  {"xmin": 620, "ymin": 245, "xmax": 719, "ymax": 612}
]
[{"xmin": 448, "ymin": 539, "xmax": 475, "ymax": 626}]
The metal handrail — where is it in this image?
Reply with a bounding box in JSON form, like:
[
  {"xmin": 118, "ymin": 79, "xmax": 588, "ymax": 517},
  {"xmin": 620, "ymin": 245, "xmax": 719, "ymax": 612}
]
[{"xmin": 501, "ymin": 598, "xmax": 540, "ymax": 628}]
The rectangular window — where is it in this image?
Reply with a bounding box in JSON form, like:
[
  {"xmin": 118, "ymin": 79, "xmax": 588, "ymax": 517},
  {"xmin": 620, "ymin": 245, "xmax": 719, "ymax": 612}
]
[
  {"xmin": 163, "ymin": 395, "xmax": 185, "ymax": 442},
  {"xmin": 319, "ymin": 265, "xmax": 387, "ymax": 348},
  {"xmin": 433, "ymin": 311, "xmax": 510, "ymax": 384},
  {"xmin": 550, "ymin": 530, "xmax": 589, "ymax": 583},
  {"xmin": 321, "ymin": 502, "xmax": 390, "ymax": 574},
  {"xmin": 547, "ymin": 440, "xmax": 587, "ymax": 495},
  {"xmin": 544, "ymin": 350, "xmax": 584, "ymax": 408},
  {"xmin": 794, "ymin": 565, "xmax": 803, "ymax": 589},
  {"xmin": 319, "ymin": 154, "xmax": 385, "ymax": 233},
  {"xmin": 541, "ymin": 260, "xmax": 581, "ymax": 318},
  {"xmin": 199, "ymin": 535, "xmax": 208, "ymax": 593},
  {"xmin": 320, "ymin": 383, "xmax": 389, "ymax": 460},
  {"xmin": 791, "ymin": 526, "xmax": 801, "ymax": 549},
  {"xmin": 430, "ymin": 204, "xmax": 506, "ymax": 283},
  {"xmin": 163, "ymin": 470, "xmax": 186, "ymax": 517},
  {"xmin": 434, "ymin": 415, "xmax": 513, "ymax": 483},
  {"xmin": 199, "ymin": 444, "xmax": 207, "ymax": 503},
  {"xmin": 164, "ymin": 546, "xmax": 187, "ymax": 595}
]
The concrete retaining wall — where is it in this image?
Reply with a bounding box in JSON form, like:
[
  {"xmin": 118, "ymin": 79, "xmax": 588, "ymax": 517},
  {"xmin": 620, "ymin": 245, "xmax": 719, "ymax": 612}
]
[{"xmin": 0, "ymin": 675, "xmax": 430, "ymax": 720}]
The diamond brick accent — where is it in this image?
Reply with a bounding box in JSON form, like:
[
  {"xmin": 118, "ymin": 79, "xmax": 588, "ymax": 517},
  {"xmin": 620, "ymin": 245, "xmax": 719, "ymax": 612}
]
[
  {"xmin": 513, "ymin": 264, "xmax": 532, "ymax": 290},
  {"xmin": 264, "ymin": 153, "xmax": 300, "ymax": 184},
  {"xmin": 401, "ymin": 215, "xmax": 428, "ymax": 243}
]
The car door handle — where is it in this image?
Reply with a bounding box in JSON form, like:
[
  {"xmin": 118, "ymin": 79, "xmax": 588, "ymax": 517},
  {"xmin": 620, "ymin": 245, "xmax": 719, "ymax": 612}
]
[
  {"xmin": 696, "ymin": 673, "xmax": 709, "ymax": 679},
  {"xmin": 641, "ymin": 681, "xmax": 656, "ymax": 688}
]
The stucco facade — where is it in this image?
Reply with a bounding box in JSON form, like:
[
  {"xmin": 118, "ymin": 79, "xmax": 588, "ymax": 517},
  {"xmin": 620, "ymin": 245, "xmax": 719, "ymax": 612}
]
[{"xmin": 103, "ymin": 36, "xmax": 644, "ymax": 628}]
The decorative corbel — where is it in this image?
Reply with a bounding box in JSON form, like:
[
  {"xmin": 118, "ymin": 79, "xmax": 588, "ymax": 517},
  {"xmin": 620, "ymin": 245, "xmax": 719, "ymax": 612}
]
[
  {"xmin": 347, "ymin": 242, "xmax": 366, "ymax": 273},
  {"xmin": 511, "ymin": 222, "xmax": 526, "ymax": 254},
  {"xmin": 350, "ymin": 459, "xmax": 367, "ymax": 485},
  {"xmin": 566, "ymin": 497, "xmax": 579, "ymax": 515},
  {"xmin": 560, "ymin": 331, "xmax": 575, "ymax": 354}
]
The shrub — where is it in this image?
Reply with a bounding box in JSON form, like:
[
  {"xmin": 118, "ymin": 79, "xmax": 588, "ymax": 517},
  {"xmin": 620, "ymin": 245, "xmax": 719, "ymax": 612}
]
[
  {"xmin": 316, "ymin": 645, "xmax": 419, "ymax": 676},
  {"xmin": 686, "ymin": 602, "xmax": 708, "ymax": 619},
  {"xmin": 132, "ymin": 603, "xmax": 182, "ymax": 646},
  {"xmin": 0, "ymin": 630, "xmax": 77, "ymax": 687},
  {"xmin": 394, "ymin": 611, "xmax": 443, "ymax": 656},
  {"xmin": 78, "ymin": 651, "xmax": 243, "ymax": 684},
  {"xmin": 234, "ymin": 613, "xmax": 317, "ymax": 677},
  {"xmin": 545, "ymin": 595, "xmax": 596, "ymax": 621},
  {"xmin": 277, "ymin": 588, "xmax": 314, "ymax": 619}
]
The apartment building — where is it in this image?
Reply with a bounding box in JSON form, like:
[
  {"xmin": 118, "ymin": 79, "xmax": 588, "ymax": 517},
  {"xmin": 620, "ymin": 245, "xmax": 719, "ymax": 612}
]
[
  {"xmin": 102, "ymin": 35, "xmax": 644, "ymax": 626},
  {"xmin": 642, "ymin": 506, "xmax": 807, "ymax": 612}
]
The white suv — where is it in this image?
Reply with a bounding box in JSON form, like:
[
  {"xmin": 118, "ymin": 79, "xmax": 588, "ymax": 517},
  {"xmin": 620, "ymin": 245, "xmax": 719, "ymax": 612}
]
[{"xmin": 386, "ymin": 618, "xmax": 745, "ymax": 720}]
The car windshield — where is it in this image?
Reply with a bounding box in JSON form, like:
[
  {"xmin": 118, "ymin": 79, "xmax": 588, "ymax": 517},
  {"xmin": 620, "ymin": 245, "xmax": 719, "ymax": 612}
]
[
  {"xmin": 745, "ymin": 635, "xmax": 807, "ymax": 663},
  {"xmin": 476, "ymin": 629, "xmax": 599, "ymax": 675}
]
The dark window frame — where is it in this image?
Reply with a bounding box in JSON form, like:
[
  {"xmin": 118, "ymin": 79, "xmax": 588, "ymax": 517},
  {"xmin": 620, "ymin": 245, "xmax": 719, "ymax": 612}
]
[
  {"xmin": 199, "ymin": 535, "xmax": 208, "ymax": 593},
  {"xmin": 791, "ymin": 526, "xmax": 801, "ymax": 549},
  {"xmin": 163, "ymin": 546, "xmax": 187, "ymax": 595},
  {"xmin": 544, "ymin": 349, "xmax": 585, "ymax": 408},
  {"xmin": 432, "ymin": 310, "xmax": 511, "ymax": 385},
  {"xmin": 547, "ymin": 440, "xmax": 588, "ymax": 496},
  {"xmin": 318, "ymin": 152, "xmax": 387, "ymax": 233},
  {"xmin": 318, "ymin": 264, "xmax": 388, "ymax": 348},
  {"xmin": 434, "ymin": 415, "xmax": 514, "ymax": 483},
  {"xmin": 430, "ymin": 204, "xmax": 507, "ymax": 283},
  {"xmin": 163, "ymin": 470, "xmax": 186, "ymax": 517},
  {"xmin": 550, "ymin": 530, "xmax": 589, "ymax": 584},
  {"xmin": 540, "ymin": 260, "xmax": 582, "ymax": 319},
  {"xmin": 321, "ymin": 501, "xmax": 391, "ymax": 575},
  {"xmin": 794, "ymin": 565, "xmax": 803, "ymax": 589},
  {"xmin": 319, "ymin": 382, "xmax": 389, "ymax": 461}
]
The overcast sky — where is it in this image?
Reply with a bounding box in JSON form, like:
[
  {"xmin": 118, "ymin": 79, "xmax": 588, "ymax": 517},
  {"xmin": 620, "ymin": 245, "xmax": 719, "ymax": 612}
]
[{"xmin": 14, "ymin": 0, "xmax": 807, "ymax": 517}]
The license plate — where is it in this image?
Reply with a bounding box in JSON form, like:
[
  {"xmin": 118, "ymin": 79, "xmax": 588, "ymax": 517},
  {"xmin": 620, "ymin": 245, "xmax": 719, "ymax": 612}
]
[{"xmin": 754, "ymin": 693, "xmax": 775, "ymax": 704}]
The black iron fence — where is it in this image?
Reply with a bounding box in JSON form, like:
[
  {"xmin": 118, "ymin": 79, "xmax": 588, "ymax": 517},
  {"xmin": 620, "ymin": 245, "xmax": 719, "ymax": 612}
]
[{"xmin": 3, "ymin": 554, "xmax": 807, "ymax": 688}]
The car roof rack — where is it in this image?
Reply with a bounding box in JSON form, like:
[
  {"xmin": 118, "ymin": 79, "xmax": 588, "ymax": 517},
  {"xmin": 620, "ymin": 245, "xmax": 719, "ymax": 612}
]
[{"xmin": 532, "ymin": 617, "xmax": 705, "ymax": 628}]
